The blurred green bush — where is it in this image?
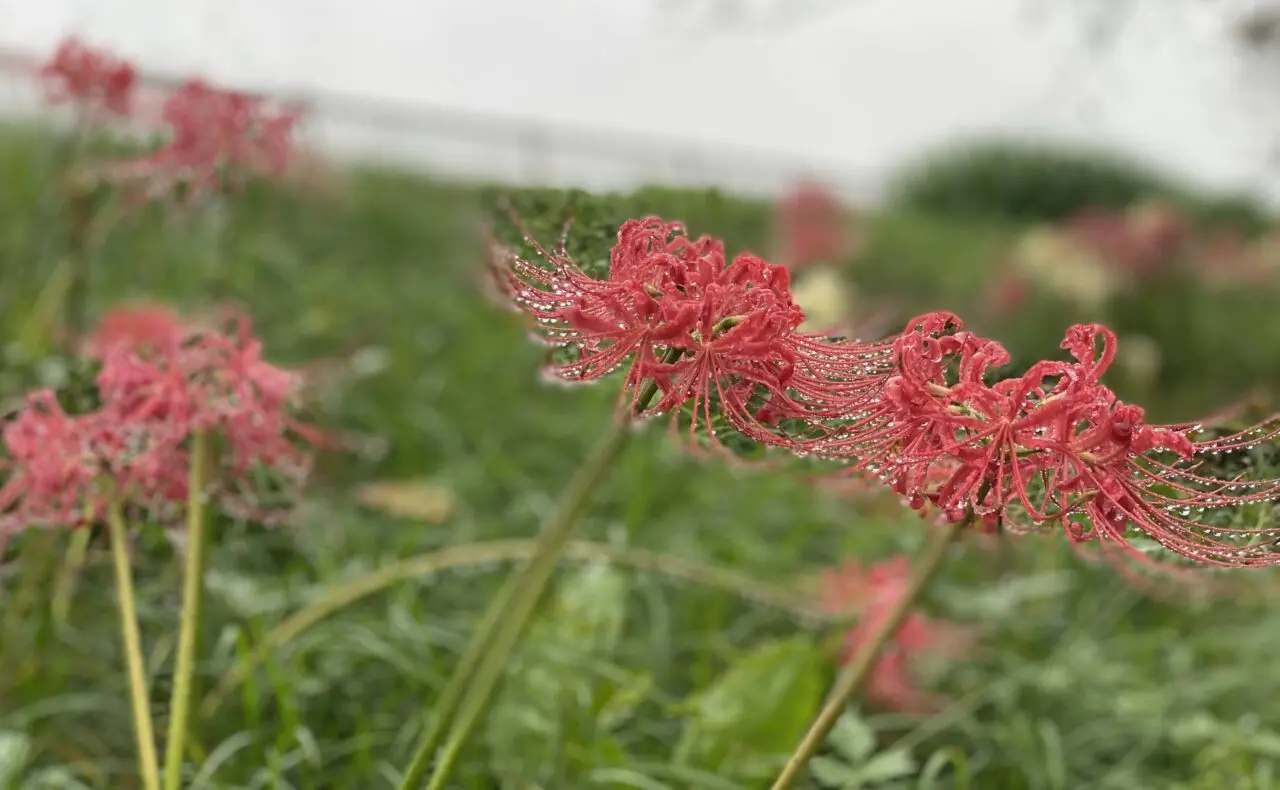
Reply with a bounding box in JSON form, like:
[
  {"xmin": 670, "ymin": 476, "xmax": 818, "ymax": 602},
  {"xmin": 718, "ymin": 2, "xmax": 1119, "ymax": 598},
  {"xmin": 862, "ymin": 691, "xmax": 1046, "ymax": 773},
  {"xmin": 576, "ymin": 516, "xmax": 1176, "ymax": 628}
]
[{"xmin": 886, "ymin": 137, "xmax": 1273, "ymax": 232}]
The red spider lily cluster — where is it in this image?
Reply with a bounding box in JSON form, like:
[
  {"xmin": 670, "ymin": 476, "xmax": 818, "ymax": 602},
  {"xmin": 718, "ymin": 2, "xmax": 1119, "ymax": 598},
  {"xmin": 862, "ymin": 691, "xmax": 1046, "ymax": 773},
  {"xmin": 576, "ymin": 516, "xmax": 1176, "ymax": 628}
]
[
  {"xmin": 805, "ymin": 316, "xmax": 1280, "ymax": 569},
  {"xmin": 80, "ymin": 300, "xmax": 190, "ymax": 358},
  {"xmin": 0, "ymin": 306, "xmax": 315, "ymax": 539},
  {"xmin": 35, "ymin": 37, "xmax": 299, "ymax": 205},
  {"xmin": 100, "ymin": 78, "xmax": 298, "ymax": 204},
  {"xmin": 490, "ymin": 214, "xmax": 892, "ymax": 451},
  {"xmin": 491, "ymin": 216, "xmax": 1280, "ymax": 572},
  {"xmin": 819, "ymin": 557, "xmax": 977, "ymax": 714},
  {"xmin": 38, "ymin": 37, "xmax": 137, "ymax": 120}
]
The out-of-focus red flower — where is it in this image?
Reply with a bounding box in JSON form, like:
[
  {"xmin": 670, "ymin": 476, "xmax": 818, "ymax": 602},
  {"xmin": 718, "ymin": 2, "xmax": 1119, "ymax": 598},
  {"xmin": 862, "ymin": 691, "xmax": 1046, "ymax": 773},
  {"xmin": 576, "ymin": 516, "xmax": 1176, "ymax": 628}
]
[
  {"xmin": 777, "ymin": 182, "xmax": 848, "ymax": 270},
  {"xmin": 818, "ymin": 556, "xmax": 977, "ymax": 714},
  {"xmin": 1063, "ymin": 204, "xmax": 1189, "ymax": 281},
  {"xmin": 806, "ymin": 312, "xmax": 1280, "ymax": 570},
  {"xmin": 0, "ymin": 311, "xmax": 317, "ymax": 536},
  {"xmin": 38, "ymin": 37, "xmax": 137, "ymax": 119},
  {"xmin": 1196, "ymin": 227, "xmax": 1275, "ymax": 289},
  {"xmin": 81, "ymin": 301, "xmax": 190, "ymax": 359},
  {"xmin": 818, "ymin": 555, "xmax": 912, "ymax": 616},
  {"xmin": 489, "ymin": 213, "xmax": 894, "ymax": 453},
  {"xmin": 0, "ymin": 391, "xmax": 118, "ymax": 533},
  {"xmin": 985, "ymin": 270, "xmax": 1031, "ymax": 315},
  {"xmin": 96, "ymin": 78, "xmax": 298, "ymax": 205},
  {"xmin": 95, "ymin": 315, "xmax": 314, "ymax": 516}
]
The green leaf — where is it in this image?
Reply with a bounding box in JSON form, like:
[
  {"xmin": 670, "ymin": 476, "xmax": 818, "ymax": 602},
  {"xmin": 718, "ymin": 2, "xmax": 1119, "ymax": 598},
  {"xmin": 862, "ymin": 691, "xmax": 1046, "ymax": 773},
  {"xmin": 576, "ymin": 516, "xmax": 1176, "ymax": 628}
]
[
  {"xmin": 848, "ymin": 750, "xmax": 917, "ymax": 787},
  {"xmin": 810, "ymin": 756, "xmax": 860, "ymax": 788},
  {"xmin": 810, "ymin": 713, "xmax": 919, "ymax": 789},
  {"xmin": 483, "ymin": 563, "xmax": 632, "ymax": 786},
  {"xmin": 673, "ymin": 636, "xmax": 825, "ymax": 782},
  {"xmin": 555, "ymin": 562, "xmax": 629, "ymax": 652},
  {"xmin": 919, "ymin": 748, "xmax": 971, "ymax": 790},
  {"xmin": 828, "ymin": 712, "xmax": 877, "ymax": 762},
  {"xmin": 597, "ymin": 670, "xmax": 653, "ymax": 732},
  {"xmin": 0, "ymin": 730, "xmax": 28, "ymax": 787}
]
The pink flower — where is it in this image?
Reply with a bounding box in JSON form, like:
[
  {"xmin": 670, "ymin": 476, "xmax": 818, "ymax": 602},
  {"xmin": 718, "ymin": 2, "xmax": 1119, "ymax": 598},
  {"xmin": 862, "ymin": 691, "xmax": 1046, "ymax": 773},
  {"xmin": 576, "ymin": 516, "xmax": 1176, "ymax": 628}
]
[
  {"xmin": 94, "ymin": 315, "xmax": 314, "ymax": 520},
  {"xmin": 777, "ymin": 182, "xmax": 848, "ymax": 270},
  {"xmin": 809, "ymin": 313, "xmax": 1280, "ymax": 570},
  {"xmin": 819, "ymin": 557, "xmax": 977, "ymax": 714},
  {"xmin": 489, "ymin": 213, "xmax": 894, "ymax": 453},
  {"xmin": 38, "ymin": 37, "xmax": 137, "ymax": 120},
  {"xmin": 0, "ymin": 391, "xmax": 117, "ymax": 533},
  {"xmin": 0, "ymin": 310, "xmax": 317, "ymax": 536},
  {"xmin": 81, "ymin": 301, "xmax": 189, "ymax": 359},
  {"xmin": 985, "ymin": 270, "xmax": 1031, "ymax": 315},
  {"xmin": 96, "ymin": 78, "xmax": 298, "ymax": 205}
]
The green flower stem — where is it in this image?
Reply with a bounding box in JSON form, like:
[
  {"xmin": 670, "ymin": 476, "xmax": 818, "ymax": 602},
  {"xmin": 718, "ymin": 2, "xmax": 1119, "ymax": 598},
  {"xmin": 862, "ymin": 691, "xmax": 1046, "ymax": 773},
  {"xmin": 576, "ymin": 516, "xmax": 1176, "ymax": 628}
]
[
  {"xmin": 767, "ymin": 516, "xmax": 967, "ymax": 790},
  {"xmin": 4, "ymin": 529, "xmax": 59, "ymax": 639},
  {"xmin": 63, "ymin": 181, "xmax": 96, "ymax": 340},
  {"xmin": 397, "ymin": 350, "xmax": 680, "ymax": 790},
  {"xmin": 51, "ymin": 526, "xmax": 93, "ymax": 626},
  {"xmin": 107, "ymin": 502, "xmax": 162, "ymax": 790},
  {"xmin": 163, "ymin": 431, "xmax": 209, "ymax": 790}
]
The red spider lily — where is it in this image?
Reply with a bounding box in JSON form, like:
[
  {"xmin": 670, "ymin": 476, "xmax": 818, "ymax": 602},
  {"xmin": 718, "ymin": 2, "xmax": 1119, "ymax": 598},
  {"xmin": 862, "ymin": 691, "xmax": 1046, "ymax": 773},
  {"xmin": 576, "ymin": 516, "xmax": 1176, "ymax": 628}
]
[
  {"xmin": 818, "ymin": 555, "xmax": 911, "ymax": 616},
  {"xmin": 776, "ymin": 182, "xmax": 848, "ymax": 270},
  {"xmin": 810, "ymin": 313, "xmax": 1280, "ymax": 569},
  {"xmin": 0, "ymin": 385, "xmax": 207, "ymax": 537},
  {"xmin": 489, "ymin": 213, "xmax": 894, "ymax": 452},
  {"xmin": 80, "ymin": 301, "xmax": 190, "ymax": 359},
  {"xmin": 95, "ymin": 78, "xmax": 298, "ymax": 206},
  {"xmin": 38, "ymin": 37, "xmax": 137, "ymax": 120},
  {"xmin": 0, "ymin": 313, "xmax": 317, "ymax": 536},
  {"xmin": 978, "ymin": 325, "xmax": 1280, "ymax": 568},
  {"xmin": 819, "ymin": 557, "xmax": 977, "ymax": 714},
  {"xmin": 95, "ymin": 316, "xmax": 315, "ymax": 519},
  {"xmin": 802, "ymin": 311, "xmax": 991, "ymax": 518},
  {"xmin": 0, "ymin": 392, "xmax": 121, "ymax": 534}
]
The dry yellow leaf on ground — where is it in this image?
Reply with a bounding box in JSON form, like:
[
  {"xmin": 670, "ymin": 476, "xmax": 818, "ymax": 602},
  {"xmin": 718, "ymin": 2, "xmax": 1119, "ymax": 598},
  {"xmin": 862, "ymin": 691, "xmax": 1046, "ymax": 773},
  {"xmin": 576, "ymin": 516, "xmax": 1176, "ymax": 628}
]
[{"xmin": 354, "ymin": 478, "xmax": 455, "ymax": 523}]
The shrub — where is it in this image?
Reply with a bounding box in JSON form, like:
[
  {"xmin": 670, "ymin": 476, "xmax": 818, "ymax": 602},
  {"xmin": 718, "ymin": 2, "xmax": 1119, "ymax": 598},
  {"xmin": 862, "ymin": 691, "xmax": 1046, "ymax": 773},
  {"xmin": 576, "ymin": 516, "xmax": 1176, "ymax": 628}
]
[{"xmin": 887, "ymin": 138, "xmax": 1273, "ymax": 232}]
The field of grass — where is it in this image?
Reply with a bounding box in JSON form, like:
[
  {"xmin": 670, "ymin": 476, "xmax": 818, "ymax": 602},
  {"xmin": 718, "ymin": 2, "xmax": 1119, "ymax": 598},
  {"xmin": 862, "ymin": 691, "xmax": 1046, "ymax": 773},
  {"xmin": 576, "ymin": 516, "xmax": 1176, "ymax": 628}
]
[{"xmin": 2, "ymin": 123, "xmax": 1280, "ymax": 790}]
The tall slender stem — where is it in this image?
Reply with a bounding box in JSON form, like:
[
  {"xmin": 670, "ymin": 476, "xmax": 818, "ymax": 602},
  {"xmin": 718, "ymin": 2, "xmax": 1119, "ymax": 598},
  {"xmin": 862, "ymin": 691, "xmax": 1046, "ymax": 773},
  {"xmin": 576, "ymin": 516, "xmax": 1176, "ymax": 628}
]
[
  {"xmin": 4, "ymin": 529, "xmax": 59, "ymax": 638},
  {"xmin": 398, "ymin": 352, "xmax": 678, "ymax": 790},
  {"xmin": 107, "ymin": 502, "xmax": 162, "ymax": 790},
  {"xmin": 163, "ymin": 431, "xmax": 209, "ymax": 790},
  {"xmin": 51, "ymin": 526, "xmax": 92, "ymax": 626},
  {"xmin": 420, "ymin": 425, "xmax": 632, "ymax": 790},
  {"xmin": 767, "ymin": 517, "xmax": 967, "ymax": 790},
  {"xmin": 63, "ymin": 182, "xmax": 95, "ymax": 340}
]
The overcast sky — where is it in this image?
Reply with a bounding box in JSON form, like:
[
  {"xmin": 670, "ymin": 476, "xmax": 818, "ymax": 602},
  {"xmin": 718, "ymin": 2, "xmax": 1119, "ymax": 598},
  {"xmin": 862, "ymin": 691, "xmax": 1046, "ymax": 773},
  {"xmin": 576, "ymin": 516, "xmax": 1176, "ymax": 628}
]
[{"xmin": 2, "ymin": 0, "xmax": 1278, "ymax": 201}]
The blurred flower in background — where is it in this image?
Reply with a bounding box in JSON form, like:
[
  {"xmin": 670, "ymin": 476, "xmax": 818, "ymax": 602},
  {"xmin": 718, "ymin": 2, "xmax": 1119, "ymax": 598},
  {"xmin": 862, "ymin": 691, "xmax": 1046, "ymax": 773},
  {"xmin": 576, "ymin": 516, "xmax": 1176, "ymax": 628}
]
[
  {"xmin": 38, "ymin": 37, "xmax": 137, "ymax": 121},
  {"xmin": 817, "ymin": 556, "xmax": 978, "ymax": 715},
  {"xmin": 777, "ymin": 181, "xmax": 849, "ymax": 271},
  {"xmin": 776, "ymin": 181, "xmax": 866, "ymax": 333}
]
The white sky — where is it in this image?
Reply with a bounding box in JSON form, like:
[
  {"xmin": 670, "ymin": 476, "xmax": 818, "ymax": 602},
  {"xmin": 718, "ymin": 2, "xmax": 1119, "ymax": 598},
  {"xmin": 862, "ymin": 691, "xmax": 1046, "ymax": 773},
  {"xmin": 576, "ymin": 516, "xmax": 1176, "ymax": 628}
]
[{"xmin": 2, "ymin": 0, "xmax": 1279, "ymax": 202}]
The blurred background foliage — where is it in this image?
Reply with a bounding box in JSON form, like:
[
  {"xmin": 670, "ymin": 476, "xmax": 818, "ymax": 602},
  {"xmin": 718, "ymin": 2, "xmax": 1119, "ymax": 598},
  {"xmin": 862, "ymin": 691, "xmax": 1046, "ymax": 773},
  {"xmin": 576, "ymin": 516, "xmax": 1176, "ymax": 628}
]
[{"xmin": 2, "ymin": 118, "xmax": 1280, "ymax": 789}]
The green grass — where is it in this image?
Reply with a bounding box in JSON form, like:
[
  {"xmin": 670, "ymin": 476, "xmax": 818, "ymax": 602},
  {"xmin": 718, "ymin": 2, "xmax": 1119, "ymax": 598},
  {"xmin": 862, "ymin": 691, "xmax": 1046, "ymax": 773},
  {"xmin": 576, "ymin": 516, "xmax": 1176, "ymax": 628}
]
[{"xmin": 0, "ymin": 123, "xmax": 1279, "ymax": 789}]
